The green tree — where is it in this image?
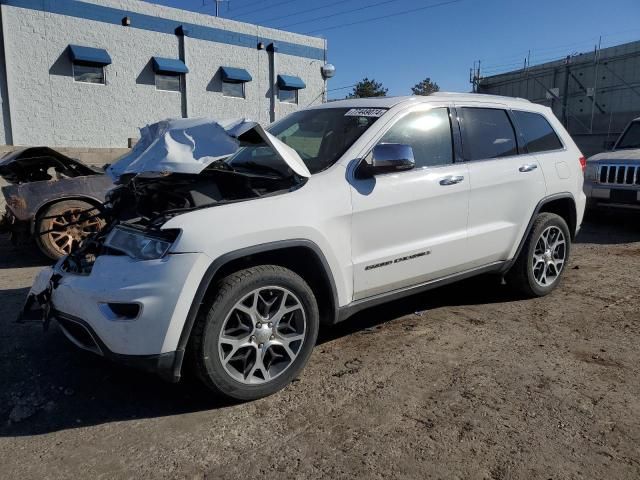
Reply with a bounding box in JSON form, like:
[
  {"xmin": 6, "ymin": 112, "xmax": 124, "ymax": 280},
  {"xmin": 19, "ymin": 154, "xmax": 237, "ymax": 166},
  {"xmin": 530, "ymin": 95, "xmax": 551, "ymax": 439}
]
[
  {"xmin": 348, "ymin": 77, "xmax": 388, "ymax": 98},
  {"xmin": 411, "ymin": 77, "xmax": 440, "ymax": 96}
]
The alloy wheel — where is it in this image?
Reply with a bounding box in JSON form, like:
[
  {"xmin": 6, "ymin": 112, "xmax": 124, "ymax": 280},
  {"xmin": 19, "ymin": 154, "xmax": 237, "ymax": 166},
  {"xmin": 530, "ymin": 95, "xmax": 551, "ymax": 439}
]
[
  {"xmin": 218, "ymin": 286, "xmax": 306, "ymax": 385},
  {"xmin": 532, "ymin": 225, "xmax": 566, "ymax": 287},
  {"xmin": 47, "ymin": 208, "xmax": 104, "ymax": 256}
]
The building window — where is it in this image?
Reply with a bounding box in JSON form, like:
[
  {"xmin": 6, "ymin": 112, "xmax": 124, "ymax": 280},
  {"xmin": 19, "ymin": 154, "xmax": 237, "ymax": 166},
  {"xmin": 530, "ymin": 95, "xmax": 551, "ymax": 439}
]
[
  {"xmin": 222, "ymin": 81, "xmax": 245, "ymax": 98},
  {"xmin": 220, "ymin": 67, "xmax": 251, "ymax": 99},
  {"xmin": 277, "ymin": 74, "xmax": 305, "ymax": 105},
  {"xmin": 73, "ymin": 63, "xmax": 105, "ymax": 84},
  {"xmin": 155, "ymin": 73, "xmax": 181, "ymax": 92},
  {"xmin": 279, "ymin": 89, "xmax": 298, "ymax": 104},
  {"xmin": 68, "ymin": 45, "xmax": 111, "ymax": 85}
]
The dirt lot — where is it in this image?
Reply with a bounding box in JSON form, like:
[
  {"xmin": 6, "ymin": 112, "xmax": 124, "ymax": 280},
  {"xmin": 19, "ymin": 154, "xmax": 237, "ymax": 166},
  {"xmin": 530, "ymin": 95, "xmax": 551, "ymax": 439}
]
[{"xmin": 0, "ymin": 211, "xmax": 639, "ymax": 479}]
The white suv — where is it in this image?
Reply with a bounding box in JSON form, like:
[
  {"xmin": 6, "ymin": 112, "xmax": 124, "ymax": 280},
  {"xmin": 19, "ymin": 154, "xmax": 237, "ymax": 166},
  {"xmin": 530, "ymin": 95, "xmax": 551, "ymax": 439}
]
[{"xmin": 26, "ymin": 93, "xmax": 586, "ymax": 400}]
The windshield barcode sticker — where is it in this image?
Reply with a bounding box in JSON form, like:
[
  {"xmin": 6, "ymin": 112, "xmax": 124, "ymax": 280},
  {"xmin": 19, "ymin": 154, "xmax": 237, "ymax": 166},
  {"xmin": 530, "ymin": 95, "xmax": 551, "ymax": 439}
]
[{"xmin": 344, "ymin": 108, "xmax": 387, "ymax": 117}]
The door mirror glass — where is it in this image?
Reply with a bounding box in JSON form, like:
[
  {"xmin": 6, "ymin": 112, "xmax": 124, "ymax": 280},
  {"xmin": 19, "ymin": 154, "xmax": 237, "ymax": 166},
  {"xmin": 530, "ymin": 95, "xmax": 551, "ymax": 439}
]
[{"xmin": 370, "ymin": 143, "xmax": 415, "ymax": 174}]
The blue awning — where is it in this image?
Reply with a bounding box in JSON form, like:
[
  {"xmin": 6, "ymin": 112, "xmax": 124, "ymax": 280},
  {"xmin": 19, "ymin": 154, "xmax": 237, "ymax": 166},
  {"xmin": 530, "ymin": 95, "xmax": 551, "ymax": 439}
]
[
  {"xmin": 277, "ymin": 75, "xmax": 306, "ymax": 90},
  {"xmin": 152, "ymin": 57, "xmax": 189, "ymax": 74},
  {"xmin": 220, "ymin": 67, "xmax": 252, "ymax": 83},
  {"xmin": 68, "ymin": 45, "xmax": 112, "ymax": 66}
]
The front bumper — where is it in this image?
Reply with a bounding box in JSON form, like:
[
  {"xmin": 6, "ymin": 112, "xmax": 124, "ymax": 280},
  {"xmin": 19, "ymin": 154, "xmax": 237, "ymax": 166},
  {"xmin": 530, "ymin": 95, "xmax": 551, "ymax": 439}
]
[
  {"xmin": 27, "ymin": 251, "xmax": 212, "ymax": 379},
  {"xmin": 584, "ymin": 180, "xmax": 640, "ymax": 209},
  {"xmin": 54, "ymin": 310, "xmax": 183, "ymax": 382}
]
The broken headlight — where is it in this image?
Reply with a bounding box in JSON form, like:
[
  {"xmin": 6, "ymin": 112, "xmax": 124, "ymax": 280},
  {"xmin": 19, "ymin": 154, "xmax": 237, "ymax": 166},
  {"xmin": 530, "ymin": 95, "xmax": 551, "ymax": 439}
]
[{"xmin": 104, "ymin": 226, "xmax": 179, "ymax": 260}]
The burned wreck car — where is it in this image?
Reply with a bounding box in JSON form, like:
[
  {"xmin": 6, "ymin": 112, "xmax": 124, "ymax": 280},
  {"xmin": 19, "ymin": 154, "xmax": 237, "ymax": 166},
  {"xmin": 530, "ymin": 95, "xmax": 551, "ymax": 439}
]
[{"xmin": 0, "ymin": 147, "xmax": 112, "ymax": 259}]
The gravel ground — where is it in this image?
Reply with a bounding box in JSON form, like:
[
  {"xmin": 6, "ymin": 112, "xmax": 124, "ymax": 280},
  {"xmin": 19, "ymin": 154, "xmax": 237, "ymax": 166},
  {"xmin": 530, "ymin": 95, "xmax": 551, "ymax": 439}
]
[{"xmin": 0, "ymin": 211, "xmax": 639, "ymax": 479}]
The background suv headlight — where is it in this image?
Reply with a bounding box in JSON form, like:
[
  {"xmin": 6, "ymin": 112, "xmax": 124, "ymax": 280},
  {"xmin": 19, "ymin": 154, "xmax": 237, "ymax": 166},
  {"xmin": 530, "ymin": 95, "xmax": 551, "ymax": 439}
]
[
  {"xmin": 585, "ymin": 163, "xmax": 599, "ymax": 181},
  {"xmin": 104, "ymin": 226, "xmax": 180, "ymax": 260}
]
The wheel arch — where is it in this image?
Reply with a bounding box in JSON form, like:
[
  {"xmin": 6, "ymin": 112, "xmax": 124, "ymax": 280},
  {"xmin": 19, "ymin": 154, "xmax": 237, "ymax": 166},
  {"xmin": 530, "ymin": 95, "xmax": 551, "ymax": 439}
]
[
  {"xmin": 32, "ymin": 195, "xmax": 104, "ymax": 232},
  {"xmin": 171, "ymin": 239, "xmax": 339, "ymax": 381},
  {"xmin": 501, "ymin": 192, "xmax": 577, "ymax": 274}
]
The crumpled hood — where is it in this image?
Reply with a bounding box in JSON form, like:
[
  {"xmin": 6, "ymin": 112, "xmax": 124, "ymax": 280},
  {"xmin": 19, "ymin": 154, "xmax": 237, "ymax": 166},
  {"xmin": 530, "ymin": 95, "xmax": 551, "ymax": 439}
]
[
  {"xmin": 107, "ymin": 117, "xmax": 310, "ymax": 180},
  {"xmin": 588, "ymin": 148, "xmax": 640, "ymax": 162}
]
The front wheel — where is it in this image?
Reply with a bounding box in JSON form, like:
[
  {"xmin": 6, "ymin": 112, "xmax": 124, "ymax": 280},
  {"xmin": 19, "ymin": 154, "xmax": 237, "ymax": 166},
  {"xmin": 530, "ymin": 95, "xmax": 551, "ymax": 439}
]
[
  {"xmin": 507, "ymin": 212, "xmax": 571, "ymax": 297},
  {"xmin": 188, "ymin": 265, "xmax": 319, "ymax": 401}
]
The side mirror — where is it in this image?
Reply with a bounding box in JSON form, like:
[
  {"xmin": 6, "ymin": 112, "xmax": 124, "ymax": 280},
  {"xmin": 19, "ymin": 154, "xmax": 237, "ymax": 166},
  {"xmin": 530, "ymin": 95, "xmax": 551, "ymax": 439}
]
[{"xmin": 370, "ymin": 143, "xmax": 415, "ymax": 174}]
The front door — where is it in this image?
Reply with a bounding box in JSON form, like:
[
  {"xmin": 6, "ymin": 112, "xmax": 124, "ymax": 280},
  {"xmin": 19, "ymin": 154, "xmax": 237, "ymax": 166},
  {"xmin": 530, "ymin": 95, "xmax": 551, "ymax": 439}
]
[{"xmin": 349, "ymin": 106, "xmax": 470, "ymax": 301}]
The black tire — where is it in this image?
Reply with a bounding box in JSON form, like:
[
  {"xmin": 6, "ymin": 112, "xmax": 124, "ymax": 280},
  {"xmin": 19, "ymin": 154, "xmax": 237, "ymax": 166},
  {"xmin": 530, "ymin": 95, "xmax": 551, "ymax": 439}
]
[
  {"xmin": 506, "ymin": 212, "xmax": 571, "ymax": 297},
  {"xmin": 35, "ymin": 200, "xmax": 105, "ymax": 260},
  {"xmin": 187, "ymin": 265, "xmax": 319, "ymax": 401}
]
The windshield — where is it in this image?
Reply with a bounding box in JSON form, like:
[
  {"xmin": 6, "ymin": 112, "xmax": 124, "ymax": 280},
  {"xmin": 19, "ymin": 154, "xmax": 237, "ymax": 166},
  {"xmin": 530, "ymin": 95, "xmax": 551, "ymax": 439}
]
[
  {"xmin": 616, "ymin": 121, "xmax": 640, "ymax": 149},
  {"xmin": 226, "ymin": 108, "xmax": 385, "ymax": 175}
]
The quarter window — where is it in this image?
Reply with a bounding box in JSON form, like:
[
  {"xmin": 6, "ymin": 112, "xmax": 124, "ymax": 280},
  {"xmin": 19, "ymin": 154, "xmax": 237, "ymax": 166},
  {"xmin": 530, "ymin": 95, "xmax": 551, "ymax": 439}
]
[
  {"xmin": 155, "ymin": 73, "xmax": 181, "ymax": 92},
  {"xmin": 222, "ymin": 81, "xmax": 245, "ymax": 98},
  {"xmin": 459, "ymin": 108, "xmax": 517, "ymax": 160},
  {"xmin": 379, "ymin": 108, "xmax": 453, "ymax": 168},
  {"xmin": 73, "ymin": 64, "xmax": 105, "ymax": 84},
  {"xmin": 512, "ymin": 110, "xmax": 563, "ymax": 153},
  {"xmin": 279, "ymin": 89, "xmax": 298, "ymax": 104}
]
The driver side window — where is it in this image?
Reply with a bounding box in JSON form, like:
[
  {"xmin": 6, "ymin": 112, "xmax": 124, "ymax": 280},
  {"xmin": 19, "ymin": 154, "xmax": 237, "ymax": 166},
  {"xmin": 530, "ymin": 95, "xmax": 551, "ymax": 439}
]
[{"xmin": 380, "ymin": 108, "xmax": 453, "ymax": 168}]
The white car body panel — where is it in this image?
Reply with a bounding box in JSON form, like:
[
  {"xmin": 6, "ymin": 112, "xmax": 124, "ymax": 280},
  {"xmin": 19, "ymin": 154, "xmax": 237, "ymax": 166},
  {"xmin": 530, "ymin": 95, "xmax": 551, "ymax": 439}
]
[{"xmin": 32, "ymin": 94, "xmax": 586, "ymax": 364}]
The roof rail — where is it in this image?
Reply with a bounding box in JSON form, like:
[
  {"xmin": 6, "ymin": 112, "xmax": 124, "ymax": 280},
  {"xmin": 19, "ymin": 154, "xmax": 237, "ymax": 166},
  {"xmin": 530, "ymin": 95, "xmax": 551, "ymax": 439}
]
[{"xmin": 429, "ymin": 92, "xmax": 531, "ymax": 103}]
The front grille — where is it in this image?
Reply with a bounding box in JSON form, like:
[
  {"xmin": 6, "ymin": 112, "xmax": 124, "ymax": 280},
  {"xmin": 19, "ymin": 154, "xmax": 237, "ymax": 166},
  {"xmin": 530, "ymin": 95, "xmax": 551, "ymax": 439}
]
[{"xmin": 598, "ymin": 164, "xmax": 640, "ymax": 186}]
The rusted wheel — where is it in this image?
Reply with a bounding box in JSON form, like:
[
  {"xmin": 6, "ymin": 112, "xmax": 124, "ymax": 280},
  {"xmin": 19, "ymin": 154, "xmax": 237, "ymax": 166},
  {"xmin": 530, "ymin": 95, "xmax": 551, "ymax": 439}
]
[{"xmin": 36, "ymin": 200, "xmax": 105, "ymax": 260}]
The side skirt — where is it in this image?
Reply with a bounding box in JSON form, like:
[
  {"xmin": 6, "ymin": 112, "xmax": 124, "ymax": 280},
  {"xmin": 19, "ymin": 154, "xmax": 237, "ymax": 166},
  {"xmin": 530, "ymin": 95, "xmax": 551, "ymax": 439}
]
[{"xmin": 336, "ymin": 261, "xmax": 505, "ymax": 323}]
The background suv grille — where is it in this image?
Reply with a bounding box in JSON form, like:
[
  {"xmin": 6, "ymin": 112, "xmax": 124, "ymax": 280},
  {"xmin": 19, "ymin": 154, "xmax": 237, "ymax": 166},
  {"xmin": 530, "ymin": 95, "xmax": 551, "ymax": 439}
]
[{"xmin": 598, "ymin": 164, "xmax": 640, "ymax": 185}]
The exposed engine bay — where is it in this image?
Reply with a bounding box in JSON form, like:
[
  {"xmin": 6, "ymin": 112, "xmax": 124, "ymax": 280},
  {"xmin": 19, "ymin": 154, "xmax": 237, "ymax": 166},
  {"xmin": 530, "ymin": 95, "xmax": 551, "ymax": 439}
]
[{"xmin": 62, "ymin": 116, "xmax": 308, "ymax": 274}]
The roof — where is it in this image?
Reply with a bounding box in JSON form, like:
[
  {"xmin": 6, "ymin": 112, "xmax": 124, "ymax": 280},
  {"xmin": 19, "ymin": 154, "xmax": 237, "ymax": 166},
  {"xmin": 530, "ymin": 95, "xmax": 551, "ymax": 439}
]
[{"xmin": 311, "ymin": 92, "xmax": 533, "ymax": 111}]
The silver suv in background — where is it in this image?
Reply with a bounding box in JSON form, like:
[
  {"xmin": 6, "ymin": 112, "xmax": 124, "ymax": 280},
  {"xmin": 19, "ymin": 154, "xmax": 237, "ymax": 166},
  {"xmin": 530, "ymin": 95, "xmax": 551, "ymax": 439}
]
[{"xmin": 585, "ymin": 118, "xmax": 640, "ymax": 210}]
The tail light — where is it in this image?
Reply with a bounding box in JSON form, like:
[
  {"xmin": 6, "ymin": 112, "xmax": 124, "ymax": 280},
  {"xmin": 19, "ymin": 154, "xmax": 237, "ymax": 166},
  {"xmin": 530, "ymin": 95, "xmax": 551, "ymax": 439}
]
[{"xmin": 579, "ymin": 156, "xmax": 586, "ymax": 173}]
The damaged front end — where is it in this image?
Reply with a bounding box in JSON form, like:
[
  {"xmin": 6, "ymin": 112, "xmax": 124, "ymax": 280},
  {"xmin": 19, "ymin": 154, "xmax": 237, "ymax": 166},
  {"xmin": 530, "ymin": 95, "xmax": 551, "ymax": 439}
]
[{"xmin": 59, "ymin": 117, "xmax": 309, "ymax": 274}]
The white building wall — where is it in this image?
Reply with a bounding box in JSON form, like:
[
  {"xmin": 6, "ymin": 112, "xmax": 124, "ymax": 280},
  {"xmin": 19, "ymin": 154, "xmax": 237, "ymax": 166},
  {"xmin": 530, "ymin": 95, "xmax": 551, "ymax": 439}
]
[{"xmin": 0, "ymin": 0, "xmax": 326, "ymax": 148}]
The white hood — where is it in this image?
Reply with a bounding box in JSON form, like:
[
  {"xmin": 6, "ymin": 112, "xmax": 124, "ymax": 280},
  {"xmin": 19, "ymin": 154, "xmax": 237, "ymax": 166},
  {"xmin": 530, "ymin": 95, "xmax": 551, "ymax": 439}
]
[{"xmin": 107, "ymin": 117, "xmax": 310, "ymax": 180}]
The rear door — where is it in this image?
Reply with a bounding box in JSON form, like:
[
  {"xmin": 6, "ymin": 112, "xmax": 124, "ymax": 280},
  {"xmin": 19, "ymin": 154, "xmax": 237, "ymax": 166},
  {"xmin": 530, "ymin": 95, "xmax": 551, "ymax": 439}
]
[
  {"xmin": 349, "ymin": 105, "xmax": 470, "ymax": 300},
  {"xmin": 455, "ymin": 104, "xmax": 547, "ymax": 266}
]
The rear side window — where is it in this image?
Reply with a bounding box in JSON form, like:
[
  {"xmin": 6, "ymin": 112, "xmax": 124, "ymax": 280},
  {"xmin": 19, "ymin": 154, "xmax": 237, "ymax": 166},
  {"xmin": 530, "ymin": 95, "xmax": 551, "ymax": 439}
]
[
  {"xmin": 459, "ymin": 108, "xmax": 517, "ymax": 160},
  {"xmin": 379, "ymin": 108, "xmax": 453, "ymax": 168},
  {"xmin": 512, "ymin": 110, "xmax": 563, "ymax": 153}
]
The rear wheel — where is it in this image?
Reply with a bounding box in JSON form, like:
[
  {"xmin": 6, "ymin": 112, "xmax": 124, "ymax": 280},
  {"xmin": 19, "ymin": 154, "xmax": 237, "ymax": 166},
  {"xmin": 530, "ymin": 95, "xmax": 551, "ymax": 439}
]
[
  {"xmin": 188, "ymin": 265, "xmax": 319, "ymax": 401},
  {"xmin": 507, "ymin": 212, "xmax": 571, "ymax": 297},
  {"xmin": 36, "ymin": 200, "xmax": 105, "ymax": 260}
]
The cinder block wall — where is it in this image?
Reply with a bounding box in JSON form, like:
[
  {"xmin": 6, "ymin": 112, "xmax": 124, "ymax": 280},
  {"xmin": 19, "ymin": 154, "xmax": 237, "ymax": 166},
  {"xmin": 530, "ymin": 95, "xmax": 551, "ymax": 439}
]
[{"xmin": 0, "ymin": 0, "xmax": 327, "ymax": 148}]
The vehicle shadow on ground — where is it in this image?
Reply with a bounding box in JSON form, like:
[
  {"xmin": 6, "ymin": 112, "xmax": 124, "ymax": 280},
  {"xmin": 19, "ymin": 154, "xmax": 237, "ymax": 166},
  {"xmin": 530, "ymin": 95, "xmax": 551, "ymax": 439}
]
[
  {"xmin": 0, "ymin": 275, "xmax": 518, "ymax": 438},
  {"xmin": 0, "ymin": 234, "xmax": 52, "ymax": 269},
  {"xmin": 576, "ymin": 210, "xmax": 640, "ymax": 245}
]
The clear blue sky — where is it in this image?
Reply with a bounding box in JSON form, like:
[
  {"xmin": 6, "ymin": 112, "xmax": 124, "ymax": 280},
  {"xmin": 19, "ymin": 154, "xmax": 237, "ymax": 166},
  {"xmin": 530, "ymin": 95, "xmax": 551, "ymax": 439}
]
[{"xmin": 148, "ymin": 0, "xmax": 640, "ymax": 98}]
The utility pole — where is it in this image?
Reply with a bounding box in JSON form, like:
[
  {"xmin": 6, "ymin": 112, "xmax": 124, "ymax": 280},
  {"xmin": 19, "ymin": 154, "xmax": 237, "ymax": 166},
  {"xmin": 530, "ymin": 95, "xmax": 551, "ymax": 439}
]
[
  {"xmin": 590, "ymin": 36, "xmax": 602, "ymax": 134},
  {"xmin": 562, "ymin": 55, "xmax": 571, "ymax": 128},
  {"xmin": 205, "ymin": 0, "xmax": 230, "ymax": 17}
]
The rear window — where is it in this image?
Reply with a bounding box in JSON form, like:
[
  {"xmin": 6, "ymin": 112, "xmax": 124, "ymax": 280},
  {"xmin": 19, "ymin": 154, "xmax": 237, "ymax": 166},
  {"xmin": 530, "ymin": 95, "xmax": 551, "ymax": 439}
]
[
  {"xmin": 512, "ymin": 110, "xmax": 563, "ymax": 153},
  {"xmin": 459, "ymin": 108, "xmax": 517, "ymax": 161}
]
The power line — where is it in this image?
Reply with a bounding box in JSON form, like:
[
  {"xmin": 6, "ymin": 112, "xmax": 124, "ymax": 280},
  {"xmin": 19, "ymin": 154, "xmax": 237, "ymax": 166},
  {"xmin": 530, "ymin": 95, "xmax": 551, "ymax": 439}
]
[
  {"xmin": 228, "ymin": 0, "xmax": 297, "ymax": 20},
  {"xmin": 224, "ymin": 0, "xmax": 269, "ymax": 16},
  {"xmin": 250, "ymin": 0, "xmax": 358, "ymax": 26},
  {"xmin": 304, "ymin": 0, "xmax": 463, "ymax": 35},
  {"xmin": 278, "ymin": 0, "xmax": 405, "ymax": 29}
]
